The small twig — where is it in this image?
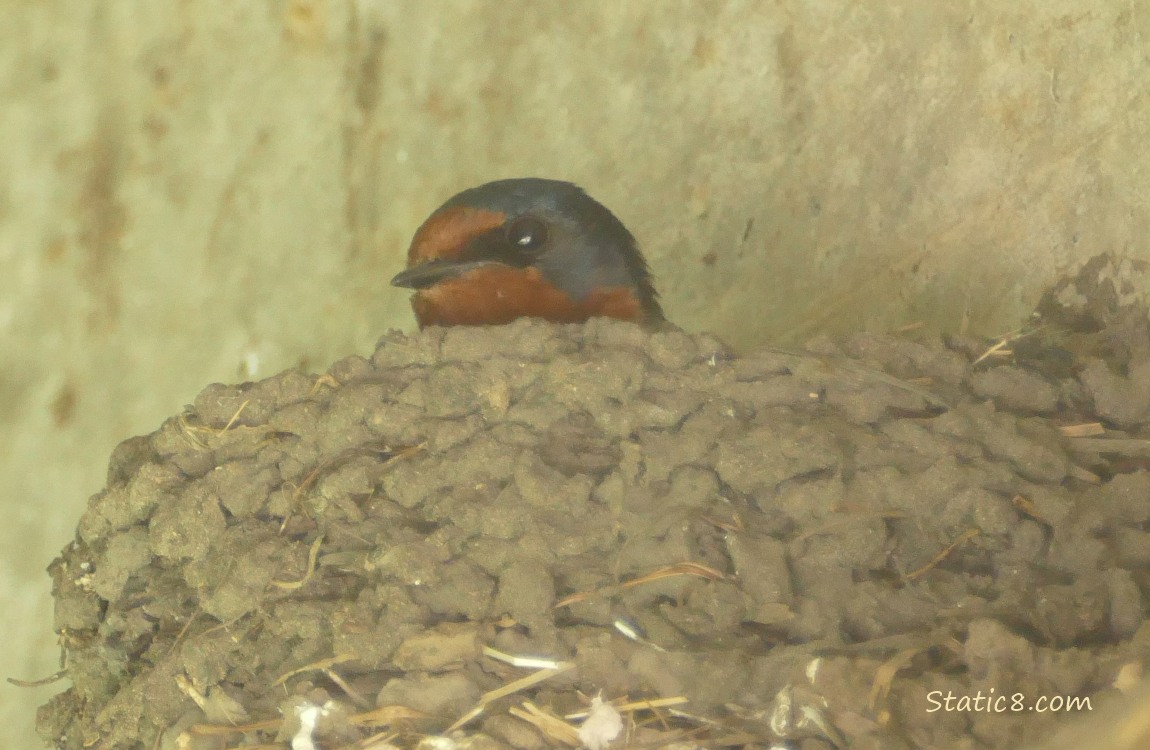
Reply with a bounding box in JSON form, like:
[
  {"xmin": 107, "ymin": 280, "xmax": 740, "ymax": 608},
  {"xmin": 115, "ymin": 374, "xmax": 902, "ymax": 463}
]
[
  {"xmin": 478, "ymin": 663, "xmax": 574, "ymax": 706},
  {"xmin": 622, "ymin": 561, "xmax": 729, "ymax": 586},
  {"xmin": 270, "ymin": 534, "xmax": 325, "ymax": 590},
  {"xmin": 564, "ymin": 696, "xmax": 688, "ymax": 721},
  {"xmin": 554, "ymin": 561, "xmax": 729, "ymax": 609},
  {"xmin": 483, "ymin": 646, "xmax": 565, "ymax": 670},
  {"xmin": 187, "ymin": 717, "xmax": 280, "ymax": 736},
  {"xmin": 167, "ymin": 609, "xmax": 201, "ymax": 655},
  {"xmin": 220, "ymin": 400, "xmax": 250, "ymax": 433},
  {"xmin": 971, "ymin": 325, "xmax": 1045, "ymax": 366},
  {"xmin": 971, "ymin": 339, "xmax": 1012, "ymax": 365},
  {"xmin": 309, "ymin": 373, "xmax": 340, "ymax": 394},
  {"xmin": 347, "ymin": 704, "xmax": 428, "ymax": 728},
  {"xmin": 323, "ymin": 667, "xmax": 371, "ymax": 709},
  {"xmin": 7, "ymin": 670, "xmax": 67, "ymax": 688},
  {"xmin": 279, "ymin": 442, "xmax": 425, "ymax": 533},
  {"xmin": 444, "ymin": 663, "xmax": 574, "ymax": 733},
  {"xmin": 902, "ymin": 529, "xmax": 980, "ymax": 582},
  {"xmin": 273, "ymin": 653, "xmax": 357, "ymax": 687},
  {"xmin": 868, "ymin": 647, "xmax": 923, "ymax": 710},
  {"xmin": 1068, "ymin": 437, "xmax": 1150, "ymax": 457},
  {"xmin": 510, "ymin": 701, "xmax": 582, "ymax": 747},
  {"xmin": 1059, "ymin": 422, "xmax": 1105, "ymax": 437},
  {"xmin": 1012, "ymin": 494, "xmax": 1050, "ymax": 526}
]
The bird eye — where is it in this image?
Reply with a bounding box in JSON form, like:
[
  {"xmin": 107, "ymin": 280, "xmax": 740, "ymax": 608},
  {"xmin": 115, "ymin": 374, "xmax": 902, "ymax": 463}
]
[{"xmin": 505, "ymin": 216, "xmax": 548, "ymax": 253}]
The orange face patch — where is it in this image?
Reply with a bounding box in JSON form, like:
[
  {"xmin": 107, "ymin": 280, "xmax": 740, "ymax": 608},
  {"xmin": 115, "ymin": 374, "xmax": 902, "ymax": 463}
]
[
  {"xmin": 410, "ymin": 265, "xmax": 644, "ymax": 328},
  {"xmin": 407, "ymin": 206, "xmax": 507, "ymax": 264}
]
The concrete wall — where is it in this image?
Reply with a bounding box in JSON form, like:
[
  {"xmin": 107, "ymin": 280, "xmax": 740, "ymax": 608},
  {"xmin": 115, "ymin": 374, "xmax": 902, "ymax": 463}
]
[{"xmin": 3, "ymin": 1, "xmax": 1147, "ymax": 745}]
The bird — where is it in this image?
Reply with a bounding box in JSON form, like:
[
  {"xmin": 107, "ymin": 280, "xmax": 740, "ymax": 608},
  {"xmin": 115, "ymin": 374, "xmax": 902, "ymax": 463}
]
[{"xmin": 390, "ymin": 178, "xmax": 665, "ymax": 328}]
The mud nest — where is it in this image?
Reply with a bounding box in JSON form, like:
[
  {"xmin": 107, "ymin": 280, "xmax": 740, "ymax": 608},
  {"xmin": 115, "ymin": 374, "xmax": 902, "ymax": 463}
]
[{"xmin": 38, "ymin": 256, "xmax": 1150, "ymax": 750}]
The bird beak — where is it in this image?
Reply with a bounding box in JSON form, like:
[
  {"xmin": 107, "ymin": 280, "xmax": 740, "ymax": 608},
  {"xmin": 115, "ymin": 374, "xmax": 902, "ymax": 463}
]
[{"xmin": 390, "ymin": 259, "xmax": 496, "ymax": 289}]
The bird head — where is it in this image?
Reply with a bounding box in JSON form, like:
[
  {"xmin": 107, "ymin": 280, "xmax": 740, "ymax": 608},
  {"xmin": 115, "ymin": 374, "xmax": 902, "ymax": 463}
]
[{"xmin": 391, "ymin": 178, "xmax": 664, "ymax": 327}]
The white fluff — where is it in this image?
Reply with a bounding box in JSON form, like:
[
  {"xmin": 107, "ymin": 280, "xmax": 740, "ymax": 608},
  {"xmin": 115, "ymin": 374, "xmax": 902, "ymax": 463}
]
[
  {"xmin": 577, "ymin": 695, "xmax": 623, "ymax": 750},
  {"xmin": 291, "ymin": 702, "xmax": 329, "ymax": 750}
]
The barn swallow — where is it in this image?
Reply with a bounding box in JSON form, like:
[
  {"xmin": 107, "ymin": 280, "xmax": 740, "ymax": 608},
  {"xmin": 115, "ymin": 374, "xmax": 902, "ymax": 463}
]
[{"xmin": 390, "ymin": 178, "xmax": 665, "ymax": 328}]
